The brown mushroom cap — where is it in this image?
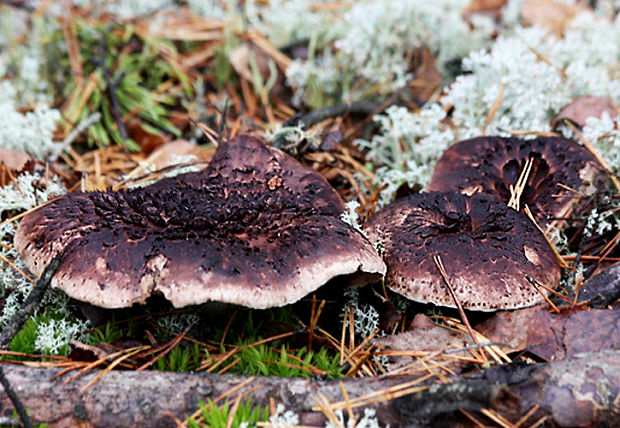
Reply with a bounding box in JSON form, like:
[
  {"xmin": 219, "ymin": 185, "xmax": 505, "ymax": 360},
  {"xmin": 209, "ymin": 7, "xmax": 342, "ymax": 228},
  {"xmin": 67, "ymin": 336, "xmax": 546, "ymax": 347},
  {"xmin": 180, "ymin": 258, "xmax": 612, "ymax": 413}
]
[
  {"xmin": 364, "ymin": 191, "xmax": 562, "ymax": 311},
  {"xmin": 427, "ymin": 136, "xmax": 605, "ymax": 228},
  {"xmin": 15, "ymin": 135, "xmax": 385, "ymax": 309}
]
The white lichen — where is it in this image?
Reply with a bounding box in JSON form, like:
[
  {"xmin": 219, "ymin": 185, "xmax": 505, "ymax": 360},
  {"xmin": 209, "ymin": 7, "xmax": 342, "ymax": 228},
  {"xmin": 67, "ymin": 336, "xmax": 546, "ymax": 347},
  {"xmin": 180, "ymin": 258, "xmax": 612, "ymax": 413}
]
[
  {"xmin": 34, "ymin": 317, "xmax": 89, "ymax": 355},
  {"xmin": 154, "ymin": 312, "xmax": 200, "ymax": 335},
  {"xmin": 359, "ymin": 8, "xmax": 620, "ymax": 204},
  {"xmin": 340, "ymin": 200, "xmax": 363, "ymax": 233},
  {"xmin": 268, "ymin": 404, "xmax": 300, "ymax": 428},
  {"xmin": 325, "ymin": 408, "xmax": 387, "ymax": 428},
  {"xmin": 355, "ymin": 104, "xmax": 454, "ymax": 205},
  {"xmin": 582, "ymin": 113, "xmax": 620, "ymax": 174},
  {"xmin": 286, "ymin": 0, "xmax": 496, "ymax": 106},
  {"xmin": 341, "ymin": 288, "xmax": 380, "ymax": 338},
  {"xmin": 0, "ymin": 171, "xmax": 66, "ymax": 215}
]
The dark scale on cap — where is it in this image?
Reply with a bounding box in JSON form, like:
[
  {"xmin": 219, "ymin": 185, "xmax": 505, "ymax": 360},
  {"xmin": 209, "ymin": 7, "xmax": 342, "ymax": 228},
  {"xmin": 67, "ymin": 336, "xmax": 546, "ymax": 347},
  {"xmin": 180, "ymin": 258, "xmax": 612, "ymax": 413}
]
[
  {"xmin": 15, "ymin": 135, "xmax": 385, "ymax": 309},
  {"xmin": 427, "ymin": 136, "xmax": 605, "ymax": 228},
  {"xmin": 364, "ymin": 191, "xmax": 562, "ymax": 311}
]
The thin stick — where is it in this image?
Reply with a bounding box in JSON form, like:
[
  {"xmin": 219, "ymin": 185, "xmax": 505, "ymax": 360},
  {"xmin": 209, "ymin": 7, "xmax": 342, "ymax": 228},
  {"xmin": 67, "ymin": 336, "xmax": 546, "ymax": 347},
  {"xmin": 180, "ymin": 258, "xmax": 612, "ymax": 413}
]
[
  {"xmin": 565, "ymin": 121, "xmax": 619, "ymax": 190},
  {"xmin": 50, "ymin": 112, "xmax": 102, "ymax": 161},
  {"xmin": 137, "ymin": 331, "xmax": 187, "ymax": 371},
  {"xmin": 0, "ymin": 254, "xmax": 63, "ymax": 428},
  {"xmin": 459, "ymin": 409, "xmax": 488, "ymax": 427},
  {"xmin": 225, "ymin": 393, "xmax": 242, "ymax": 428},
  {"xmin": 482, "ymin": 81, "xmax": 506, "ymax": 135},
  {"xmin": 508, "ymin": 158, "xmax": 533, "ymax": 211},
  {"xmin": 98, "ymin": 34, "xmax": 127, "ymax": 141},
  {"xmin": 80, "ymin": 346, "xmax": 149, "ymax": 392},
  {"xmin": 340, "ymin": 382, "xmax": 356, "ymax": 426},
  {"xmin": 219, "ymin": 309, "xmax": 238, "ymax": 349},
  {"xmin": 0, "ymin": 367, "xmax": 34, "ymax": 428},
  {"xmin": 528, "ymin": 278, "xmax": 560, "ymax": 313},
  {"xmin": 515, "ymin": 404, "xmax": 540, "ymax": 428},
  {"xmin": 480, "ymin": 408, "xmax": 514, "ymax": 428},
  {"xmin": 0, "ymin": 253, "xmax": 35, "ymax": 283},
  {"xmin": 523, "ymin": 205, "xmax": 571, "ymax": 269},
  {"xmin": 526, "ymin": 275, "xmax": 573, "ymax": 303},
  {"xmin": 0, "ymin": 253, "xmax": 63, "ymax": 349},
  {"xmin": 433, "ymin": 255, "xmax": 479, "ymax": 347}
]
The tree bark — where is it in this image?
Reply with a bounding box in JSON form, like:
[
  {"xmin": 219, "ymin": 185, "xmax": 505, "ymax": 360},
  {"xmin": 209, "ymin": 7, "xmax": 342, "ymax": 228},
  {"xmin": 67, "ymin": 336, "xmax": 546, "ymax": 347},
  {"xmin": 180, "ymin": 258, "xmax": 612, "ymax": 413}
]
[{"xmin": 0, "ymin": 350, "xmax": 618, "ymax": 427}]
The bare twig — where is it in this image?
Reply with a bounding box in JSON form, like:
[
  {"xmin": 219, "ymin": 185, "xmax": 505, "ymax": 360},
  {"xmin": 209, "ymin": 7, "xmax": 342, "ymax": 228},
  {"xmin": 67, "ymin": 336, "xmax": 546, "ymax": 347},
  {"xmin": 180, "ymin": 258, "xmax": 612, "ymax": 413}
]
[
  {"xmin": 0, "ymin": 253, "xmax": 63, "ymax": 349},
  {"xmin": 0, "ymin": 368, "xmax": 33, "ymax": 428},
  {"xmin": 98, "ymin": 34, "xmax": 128, "ymax": 141},
  {"xmin": 0, "ymin": 0, "xmax": 34, "ymax": 11},
  {"xmin": 50, "ymin": 112, "xmax": 102, "ymax": 161},
  {"xmin": 0, "ymin": 253, "xmax": 63, "ymax": 428}
]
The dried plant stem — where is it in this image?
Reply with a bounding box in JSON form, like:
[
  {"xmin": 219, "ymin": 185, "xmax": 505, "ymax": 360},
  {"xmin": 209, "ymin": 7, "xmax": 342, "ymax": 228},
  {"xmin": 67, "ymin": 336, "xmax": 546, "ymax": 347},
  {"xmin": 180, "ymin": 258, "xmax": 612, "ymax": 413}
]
[
  {"xmin": 98, "ymin": 34, "xmax": 128, "ymax": 141},
  {"xmin": 508, "ymin": 157, "xmax": 533, "ymax": 211},
  {"xmin": 433, "ymin": 255, "xmax": 480, "ymax": 349},
  {"xmin": 482, "ymin": 81, "xmax": 505, "ymax": 135}
]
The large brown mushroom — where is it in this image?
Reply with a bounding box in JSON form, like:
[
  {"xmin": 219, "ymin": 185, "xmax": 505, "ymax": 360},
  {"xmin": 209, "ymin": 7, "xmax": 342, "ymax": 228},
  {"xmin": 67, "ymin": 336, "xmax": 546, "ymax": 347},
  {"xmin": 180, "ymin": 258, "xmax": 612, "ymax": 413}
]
[
  {"xmin": 15, "ymin": 135, "xmax": 385, "ymax": 309},
  {"xmin": 427, "ymin": 136, "xmax": 605, "ymax": 228},
  {"xmin": 364, "ymin": 191, "xmax": 562, "ymax": 311}
]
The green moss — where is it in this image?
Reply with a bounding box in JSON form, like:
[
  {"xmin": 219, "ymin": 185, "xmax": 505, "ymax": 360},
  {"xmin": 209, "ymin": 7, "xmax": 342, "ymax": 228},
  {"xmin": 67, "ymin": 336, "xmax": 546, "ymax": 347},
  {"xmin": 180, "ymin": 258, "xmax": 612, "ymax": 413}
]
[{"xmin": 187, "ymin": 399, "xmax": 269, "ymax": 428}]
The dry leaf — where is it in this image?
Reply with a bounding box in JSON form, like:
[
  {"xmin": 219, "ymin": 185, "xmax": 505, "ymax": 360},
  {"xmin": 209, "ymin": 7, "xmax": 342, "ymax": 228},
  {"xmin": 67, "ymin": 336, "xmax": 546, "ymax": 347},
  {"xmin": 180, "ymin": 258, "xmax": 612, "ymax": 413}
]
[
  {"xmin": 146, "ymin": 140, "xmax": 211, "ymax": 169},
  {"xmin": 0, "ymin": 147, "xmax": 34, "ymax": 172},
  {"xmin": 577, "ymin": 261, "xmax": 620, "ymax": 308},
  {"xmin": 229, "ymin": 44, "xmax": 255, "ymax": 82},
  {"xmin": 126, "ymin": 118, "xmax": 171, "ymax": 155},
  {"xmin": 410, "ymin": 47, "xmax": 442, "ymax": 102},
  {"xmin": 521, "ymin": 0, "xmax": 583, "ymax": 35},
  {"xmin": 551, "ymin": 95, "xmax": 618, "ymax": 129},
  {"xmin": 526, "ymin": 309, "xmax": 620, "ymax": 361},
  {"xmin": 464, "ymin": 0, "xmax": 508, "ymax": 20},
  {"xmin": 476, "ymin": 305, "xmax": 548, "ymax": 353}
]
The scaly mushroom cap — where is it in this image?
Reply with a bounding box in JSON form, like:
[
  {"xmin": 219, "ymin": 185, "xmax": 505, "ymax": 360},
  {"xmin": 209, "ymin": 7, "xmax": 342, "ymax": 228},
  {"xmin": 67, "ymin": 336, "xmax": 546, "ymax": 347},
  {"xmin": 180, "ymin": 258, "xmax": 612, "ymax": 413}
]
[
  {"xmin": 364, "ymin": 191, "xmax": 561, "ymax": 311},
  {"xmin": 15, "ymin": 135, "xmax": 385, "ymax": 309},
  {"xmin": 427, "ymin": 136, "xmax": 605, "ymax": 228}
]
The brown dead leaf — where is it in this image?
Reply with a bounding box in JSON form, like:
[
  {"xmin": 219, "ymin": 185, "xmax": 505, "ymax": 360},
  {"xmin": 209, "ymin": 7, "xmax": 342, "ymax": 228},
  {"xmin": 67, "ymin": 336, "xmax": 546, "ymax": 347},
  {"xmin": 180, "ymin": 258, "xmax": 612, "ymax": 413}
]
[
  {"xmin": 229, "ymin": 42, "xmax": 279, "ymax": 85},
  {"xmin": 551, "ymin": 95, "xmax": 618, "ymax": 129},
  {"xmin": 464, "ymin": 0, "xmax": 507, "ymax": 20},
  {"xmin": 0, "ymin": 147, "xmax": 35, "ymax": 172},
  {"xmin": 229, "ymin": 44, "xmax": 255, "ymax": 82},
  {"xmin": 577, "ymin": 261, "xmax": 620, "ymax": 309},
  {"xmin": 478, "ymin": 302, "xmax": 620, "ymax": 361},
  {"xmin": 476, "ymin": 305, "xmax": 548, "ymax": 353},
  {"xmin": 521, "ymin": 0, "xmax": 584, "ymax": 35},
  {"xmin": 146, "ymin": 140, "xmax": 212, "ymax": 170},
  {"xmin": 126, "ymin": 118, "xmax": 171, "ymax": 155},
  {"xmin": 526, "ymin": 309, "xmax": 620, "ymax": 361},
  {"xmin": 409, "ymin": 47, "xmax": 442, "ymax": 102}
]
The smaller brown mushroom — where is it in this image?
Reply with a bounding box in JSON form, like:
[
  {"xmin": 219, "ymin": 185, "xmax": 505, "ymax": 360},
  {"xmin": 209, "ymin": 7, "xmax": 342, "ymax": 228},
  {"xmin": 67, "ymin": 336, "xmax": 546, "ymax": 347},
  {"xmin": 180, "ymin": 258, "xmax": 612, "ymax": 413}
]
[
  {"xmin": 427, "ymin": 136, "xmax": 605, "ymax": 228},
  {"xmin": 364, "ymin": 191, "xmax": 562, "ymax": 311},
  {"xmin": 14, "ymin": 135, "xmax": 385, "ymax": 310}
]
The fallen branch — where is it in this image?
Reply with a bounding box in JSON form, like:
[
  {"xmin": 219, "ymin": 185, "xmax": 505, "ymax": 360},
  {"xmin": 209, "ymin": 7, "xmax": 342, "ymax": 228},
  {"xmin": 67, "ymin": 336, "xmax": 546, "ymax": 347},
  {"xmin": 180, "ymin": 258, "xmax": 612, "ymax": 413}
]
[
  {"xmin": 0, "ymin": 350, "xmax": 617, "ymax": 426},
  {"xmin": 0, "ymin": 253, "xmax": 63, "ymax": 349},
  {"xmin": 0, "ymin": 253, "xmax": 63, "ymax": 428},
  {"xmin": 0, "ymin": 368, "xmax": 33, "ymax": 428}
]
